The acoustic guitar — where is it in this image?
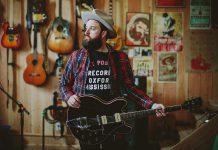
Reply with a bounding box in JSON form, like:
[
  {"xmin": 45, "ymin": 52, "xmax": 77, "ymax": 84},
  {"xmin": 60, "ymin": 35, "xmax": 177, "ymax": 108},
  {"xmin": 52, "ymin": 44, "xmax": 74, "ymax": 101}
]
[
  {"xmin": 47, "ymin": 0, "xmax": 73, "ymax": 54},
  {"xmin": 66, "ymin": 95, "xmax": 202, "ymax": 145},
  {"xmin": 23, "ymin": 25, "xmax": 47, "ymax": 86},
  {"xmin": 1, "ymin": 0, "xmax": 22, "ymax": 49}
]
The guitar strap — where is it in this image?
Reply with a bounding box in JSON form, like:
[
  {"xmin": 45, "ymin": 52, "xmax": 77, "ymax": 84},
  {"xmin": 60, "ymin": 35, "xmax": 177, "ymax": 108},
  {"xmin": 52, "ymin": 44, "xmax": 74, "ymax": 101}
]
[{"xmin": 112, "ymin": 48, "xmax": 127, "ymax": 97}]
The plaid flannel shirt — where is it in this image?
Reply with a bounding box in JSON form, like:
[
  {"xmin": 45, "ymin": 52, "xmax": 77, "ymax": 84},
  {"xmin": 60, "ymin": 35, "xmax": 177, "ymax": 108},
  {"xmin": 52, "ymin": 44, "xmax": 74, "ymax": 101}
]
[{"xmin": 59, "ymin": 46, "xmax": 154, "ymax": 109}]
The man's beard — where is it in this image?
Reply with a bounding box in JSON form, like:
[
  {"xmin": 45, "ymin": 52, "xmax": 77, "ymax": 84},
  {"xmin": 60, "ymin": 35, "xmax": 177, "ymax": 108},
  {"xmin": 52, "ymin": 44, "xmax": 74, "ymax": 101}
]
[{"xmin": 82, "ymin": 35, "xmax": 102, "ymax": 51}]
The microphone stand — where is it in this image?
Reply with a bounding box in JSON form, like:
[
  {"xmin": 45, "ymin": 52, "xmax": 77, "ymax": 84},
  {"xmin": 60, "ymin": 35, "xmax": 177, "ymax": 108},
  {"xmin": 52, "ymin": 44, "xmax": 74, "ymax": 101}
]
[{"xmin": 0, "ymin": 86, "xmax": 30, "ymax": 150}]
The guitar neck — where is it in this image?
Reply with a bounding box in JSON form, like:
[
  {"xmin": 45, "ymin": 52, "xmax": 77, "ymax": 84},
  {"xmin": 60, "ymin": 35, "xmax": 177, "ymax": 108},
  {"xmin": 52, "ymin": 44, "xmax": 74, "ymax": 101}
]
[
  {"xmin": 109, "ymin": 0, "xmax": 113, "ymax": 17},
  {"xmin": 120, "ymin": 105, "xmax": 182, "ymax": 121},
  {"xmin": 59, "ymin": 0, "xmax": 62, "ymax": 18},
  {"xmin": 9, "ymin": 0, "xmax": 13, "ymax": 27},
  {"xmin": 33, "ymin": 25, "xmax": 38, "ymax": 61}
]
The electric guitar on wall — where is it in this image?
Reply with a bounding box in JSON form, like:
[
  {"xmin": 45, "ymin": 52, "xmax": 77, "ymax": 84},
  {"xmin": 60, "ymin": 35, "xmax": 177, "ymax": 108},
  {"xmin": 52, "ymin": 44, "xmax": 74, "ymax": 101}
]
[
  {"xmin": 1, "ymin": 0, "xmax": 22, "ymax": 49},
  {"xmin": 47, "ymin": 0, "xmax": 73, "ymax": 54},
  {"xmin": 66, "ymin": 95, "xmax": 202, "ymax": 145},
  {"xmin": 23, "ymin": 25, "xmax": 47, "ymax": 86}
]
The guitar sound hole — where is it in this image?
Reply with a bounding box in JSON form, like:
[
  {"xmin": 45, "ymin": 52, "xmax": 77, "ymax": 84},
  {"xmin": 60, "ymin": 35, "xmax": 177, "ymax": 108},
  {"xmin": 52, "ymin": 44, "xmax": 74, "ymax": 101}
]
[
  {"xmin": 57, "ymin": 25, "xmax": 63, "ymax": 32},
  {"xmin": 32, "ymin": 60, "xmax": 38, "ymax": 65}
]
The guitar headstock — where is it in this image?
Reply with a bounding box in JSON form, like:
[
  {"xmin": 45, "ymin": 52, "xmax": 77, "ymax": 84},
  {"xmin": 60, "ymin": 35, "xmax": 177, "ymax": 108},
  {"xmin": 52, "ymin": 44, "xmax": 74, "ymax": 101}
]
[
  {"xmin": 182, "ymin": 97, "xmax": 202, "ymax": 112},
  {"xmin": 76, "ymin": 0, "xmax": 94, "ymax": 18}
]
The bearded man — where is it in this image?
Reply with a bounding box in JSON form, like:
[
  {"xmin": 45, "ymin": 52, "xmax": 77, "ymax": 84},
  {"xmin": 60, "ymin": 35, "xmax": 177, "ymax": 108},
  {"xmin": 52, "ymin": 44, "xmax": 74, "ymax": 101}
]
[{"xmin": 59, "ymin": 9, "xmax": 165, "ymax": 150}]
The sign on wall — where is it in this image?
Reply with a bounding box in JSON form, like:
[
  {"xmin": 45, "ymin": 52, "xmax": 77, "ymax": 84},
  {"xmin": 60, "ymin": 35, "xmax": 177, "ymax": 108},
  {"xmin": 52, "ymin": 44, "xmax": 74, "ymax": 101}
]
[
  {"xmin": 190, "ymin": 0, "xmax": 211, "ymax": 29},
  {"xmin": 186, "ymin": 30, "xmax": 218, "ymax": 72}
]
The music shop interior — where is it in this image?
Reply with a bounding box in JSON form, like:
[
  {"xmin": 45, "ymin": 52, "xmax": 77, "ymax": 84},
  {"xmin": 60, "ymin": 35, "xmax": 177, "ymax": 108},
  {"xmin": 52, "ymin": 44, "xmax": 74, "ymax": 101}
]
[{"xmin": 0, "ymin": 0, "xmax": 218, "ymax": 150}]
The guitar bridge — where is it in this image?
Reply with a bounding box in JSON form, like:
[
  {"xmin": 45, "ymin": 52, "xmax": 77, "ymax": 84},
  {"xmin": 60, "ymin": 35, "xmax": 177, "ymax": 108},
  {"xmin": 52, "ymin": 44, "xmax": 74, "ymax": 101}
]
[
  {"xmin": 77, "ymin": 117, "xmax": 91, "ymax": 129},
  {"xmin": 67, "ymin": 117, "xmax": 91, "ymax": 129}
]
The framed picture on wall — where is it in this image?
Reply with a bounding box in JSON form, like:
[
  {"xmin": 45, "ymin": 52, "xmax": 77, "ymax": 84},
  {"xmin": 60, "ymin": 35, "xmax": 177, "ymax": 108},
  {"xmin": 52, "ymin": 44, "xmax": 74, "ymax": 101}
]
[
  {"xmin": 158, "ymin": 52, "xmax": 178, "ymax": 82},
  {"xmin": 126, "ymin": 12, "xmax": 150, "ymax": 46},
  {"xmin": 156, "ymin": 0, "xmax": 185, "ymax": 7}
]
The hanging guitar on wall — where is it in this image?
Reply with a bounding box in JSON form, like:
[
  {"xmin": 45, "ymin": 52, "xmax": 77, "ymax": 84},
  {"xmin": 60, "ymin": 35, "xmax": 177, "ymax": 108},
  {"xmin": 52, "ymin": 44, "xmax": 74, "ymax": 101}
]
[
  {"xmin": 47, "ymin": 0, "xmax": 73, "ymax": 54},
  {"xmin": 1, "ymin": 0, "xmax": 22, "ymax": 49},
  {"xmin": 23, "ymin": 25, "xmax": 47, "ymax": 86}
]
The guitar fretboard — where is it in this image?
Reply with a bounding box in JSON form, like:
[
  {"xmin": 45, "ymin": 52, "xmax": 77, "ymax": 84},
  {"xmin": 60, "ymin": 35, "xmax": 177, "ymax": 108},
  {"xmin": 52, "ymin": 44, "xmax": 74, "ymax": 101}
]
[
  {"xmin": 120, "ymin": 105, "xmax": 182, "ymax": 120},
  {"xmin": 59, "ymin": 0, "xmax": 62, "ymax": 18},
  {"xmin": 9, "ymin": 0, "xmax": 13, "ymax": 27}
]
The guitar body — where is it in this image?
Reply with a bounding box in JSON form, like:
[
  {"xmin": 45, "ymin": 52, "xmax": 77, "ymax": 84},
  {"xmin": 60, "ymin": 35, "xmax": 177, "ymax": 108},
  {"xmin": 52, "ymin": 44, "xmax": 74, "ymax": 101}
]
[
  {"xmin": 67, "ymin": 95, "xmax": 131, "ymax": 145},
  {"xmin": 47, "ymin": 17, "xmax": 73, "ymax": 54},
  {"xmin": 1, "ymin": 22, "xmax": 22, "ymax": 49},
  {"xmin": 23, "ymin": 53, "xmax": 47, "ymax": 86}
]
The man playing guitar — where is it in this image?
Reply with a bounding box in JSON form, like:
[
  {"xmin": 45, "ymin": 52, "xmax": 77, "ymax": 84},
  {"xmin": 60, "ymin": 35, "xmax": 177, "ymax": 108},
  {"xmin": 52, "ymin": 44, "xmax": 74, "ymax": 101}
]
[{"xmin": 59, "ymin": 9, "xmax": 165, "ymax": 150}]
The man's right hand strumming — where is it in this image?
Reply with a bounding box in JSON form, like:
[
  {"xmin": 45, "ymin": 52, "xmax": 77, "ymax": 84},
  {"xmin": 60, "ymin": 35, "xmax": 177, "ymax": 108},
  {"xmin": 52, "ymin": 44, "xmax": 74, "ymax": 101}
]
[{"xmin": 67, "ymin": 95, "xmax": 81, "ymax": 108}]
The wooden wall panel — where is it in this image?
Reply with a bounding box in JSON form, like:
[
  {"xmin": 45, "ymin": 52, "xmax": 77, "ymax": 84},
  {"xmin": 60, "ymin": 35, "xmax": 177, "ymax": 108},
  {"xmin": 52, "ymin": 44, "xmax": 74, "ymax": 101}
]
[
  {"xmin": 0, "ymin": 0, "xmax": 217, "ymax": 147},
  {"xmin": 212, "ymin": 73, "xmax": 218, "ymax": 100}
]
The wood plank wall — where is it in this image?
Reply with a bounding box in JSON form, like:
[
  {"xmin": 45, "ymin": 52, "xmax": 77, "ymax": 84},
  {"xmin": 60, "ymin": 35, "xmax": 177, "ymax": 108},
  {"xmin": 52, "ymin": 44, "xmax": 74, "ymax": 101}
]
[{"xmin": 0, "ymin": 0, "xmax": 218, "ymax": 142}]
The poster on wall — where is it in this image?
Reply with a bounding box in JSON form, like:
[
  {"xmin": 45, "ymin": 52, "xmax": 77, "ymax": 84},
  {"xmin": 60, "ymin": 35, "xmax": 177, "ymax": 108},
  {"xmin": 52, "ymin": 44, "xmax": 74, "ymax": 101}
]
[
  {"xmin": 133, "ymin": 56, "xmax": 153, "ymax": 77},
  {"xmin": 190, "ymin": 0, "xmax": 211, "ymax": 29},
  {"xmin": 186, "ymin": 31, "xmax": 218, "ymax": 72},
  {"xmin": 126, "ymin": 12, "xmax": 150, "ymax": 46},
  {"xmin": 156, "ymin": 0, "xmax": 185, "ymax": 7},
  {"xmin": 153, "ymin": 12, "xmax": 183, "ymax": 52},
  {"xmin": 133, "ymin": 56, "xmax": 153, "ymax": 97},
  {"xmin": 134, "ymin": 47, "xmax": 152, "ymax": 57},
  {"xmin": 158, "ymin": 52, "xmax": 177, "ymax": 82}
]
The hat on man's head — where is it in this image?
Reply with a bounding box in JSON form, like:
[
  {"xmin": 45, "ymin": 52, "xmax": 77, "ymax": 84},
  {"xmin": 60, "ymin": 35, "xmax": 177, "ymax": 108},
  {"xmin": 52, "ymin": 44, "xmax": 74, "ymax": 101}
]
[{"xmin": 81, "ymin": 9, "xmax": 117, "ymax": 39}]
